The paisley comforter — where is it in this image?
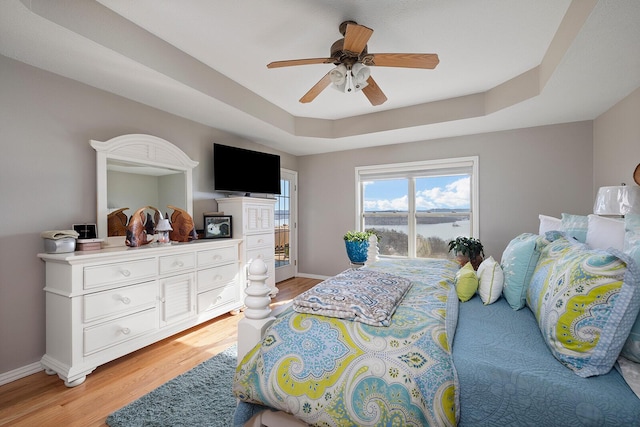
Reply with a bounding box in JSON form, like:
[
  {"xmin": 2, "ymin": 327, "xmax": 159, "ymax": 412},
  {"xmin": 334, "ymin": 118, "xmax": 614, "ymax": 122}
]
[{"xmin": 233, "ymin": 258, "xmax": 460, "ymax": 426}]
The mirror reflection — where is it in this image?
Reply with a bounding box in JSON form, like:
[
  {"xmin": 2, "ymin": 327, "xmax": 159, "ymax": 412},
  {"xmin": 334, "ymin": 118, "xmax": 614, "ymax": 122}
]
[{"xmin": 106, "ymin": 159, "xmax": 186, "ymax": 237}]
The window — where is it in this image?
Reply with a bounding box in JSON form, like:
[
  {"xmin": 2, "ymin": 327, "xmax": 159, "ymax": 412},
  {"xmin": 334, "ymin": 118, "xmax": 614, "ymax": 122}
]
[{"xmin": 355, "ymin": 157, "xmax": 479, "ymax": 258}]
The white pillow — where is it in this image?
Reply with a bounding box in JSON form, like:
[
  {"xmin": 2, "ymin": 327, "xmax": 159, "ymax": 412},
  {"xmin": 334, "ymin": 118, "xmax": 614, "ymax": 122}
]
[
  {"xmin": 585, "ymin": 214, "xmax": 625, "ymax": 251},
  {"xmin": 538, "ymin": 214, "xmax": 561, "ymax": 235},
  {"xmin": 476, "ymin": 256, "xmax": 504, "ymax": 305}
]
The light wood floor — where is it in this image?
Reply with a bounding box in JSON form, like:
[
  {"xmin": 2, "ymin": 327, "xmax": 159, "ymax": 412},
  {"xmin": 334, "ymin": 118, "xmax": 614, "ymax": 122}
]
[{"xmin": 0, "ymin": 276, "xmax": 320, "ymax": 427}]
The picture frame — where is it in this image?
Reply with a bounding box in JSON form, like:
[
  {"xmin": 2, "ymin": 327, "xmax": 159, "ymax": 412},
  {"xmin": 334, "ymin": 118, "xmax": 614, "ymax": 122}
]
[
  {"xmin": 203, "ymin": 215, "xmax": 232, "ymax": 239},
  {"xmin": 72, "ymin": 223, "xmax": 97, "ymax": 240}
]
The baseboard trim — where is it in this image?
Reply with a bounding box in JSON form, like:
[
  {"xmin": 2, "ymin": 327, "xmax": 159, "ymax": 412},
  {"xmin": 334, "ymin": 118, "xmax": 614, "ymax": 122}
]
[
  {"xmin": 0, "ymin": 362, "xmax": 43, "ymax": 386},
  {"xmin": 296, "ymin": 272, "xmax": 330, "ymax": 280}
]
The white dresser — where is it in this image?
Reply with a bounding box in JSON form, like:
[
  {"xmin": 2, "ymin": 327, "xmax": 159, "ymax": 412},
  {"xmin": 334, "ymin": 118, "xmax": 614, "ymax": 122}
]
[
  {"xmin": 217, "ymin": 197, "xmax": 277, "ymax": 296},
  {"xmin": 38, "ymin": 239, "xmax": 242, "ymax": 387}
]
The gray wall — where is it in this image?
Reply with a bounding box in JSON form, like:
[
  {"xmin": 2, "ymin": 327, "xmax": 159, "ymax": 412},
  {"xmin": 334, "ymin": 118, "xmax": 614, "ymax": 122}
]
[
  {"xmin": 297, "ymin": 122, "xmax": 595, "ymax": 276},
  {"xmin": 594, "ymin": 87, "xmax": 640, "ymax": 190},
  {"xmin": 0, "ymin": 55, "xmax": 296, "ymax": 375}
]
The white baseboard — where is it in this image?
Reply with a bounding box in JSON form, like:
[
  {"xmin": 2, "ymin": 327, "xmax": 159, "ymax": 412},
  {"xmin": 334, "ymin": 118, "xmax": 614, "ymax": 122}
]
[
  {"xmin": 295, "ymin": 272, "xmax": 330, "ymax": 280},
  {"xmin": 0, "ymin": 362, "xmax": 43, "ymax": 386}
]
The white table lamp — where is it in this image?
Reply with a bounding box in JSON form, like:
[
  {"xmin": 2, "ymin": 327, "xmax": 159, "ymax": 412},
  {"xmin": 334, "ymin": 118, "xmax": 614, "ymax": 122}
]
[{"xmin": 593, "ymin": 185, "xmax": 640, "ymax": 216}]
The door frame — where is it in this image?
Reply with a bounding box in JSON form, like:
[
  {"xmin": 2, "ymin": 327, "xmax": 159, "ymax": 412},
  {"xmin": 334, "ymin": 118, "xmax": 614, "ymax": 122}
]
[{"xmin": 275, "ymin": 168, "xmax": 297, "ymax": 282}]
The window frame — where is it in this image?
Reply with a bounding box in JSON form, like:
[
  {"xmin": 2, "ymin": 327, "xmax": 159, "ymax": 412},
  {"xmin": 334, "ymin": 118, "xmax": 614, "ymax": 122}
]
[{"xmin": 355, "ymin": 156, "xmax": 479, "ymax": 258}]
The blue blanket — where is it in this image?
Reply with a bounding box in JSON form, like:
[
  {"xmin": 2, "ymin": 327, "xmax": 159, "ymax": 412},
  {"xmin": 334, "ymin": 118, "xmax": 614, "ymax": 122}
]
[
  {"xmin": 234, "ymin": 258, "xmax": 460, "ymax": 426},
  {"xmin": 453, "ymin": 296, "xmax": 640, "ymax": 426}
]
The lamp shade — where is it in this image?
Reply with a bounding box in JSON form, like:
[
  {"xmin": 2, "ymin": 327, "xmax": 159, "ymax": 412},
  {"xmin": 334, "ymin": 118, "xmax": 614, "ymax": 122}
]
[
  {"xmin": 593, "ymin": 185, "xmax": 640, "ymax": 215},
  {"xmin": 351, "ymin": 63, "xmax": 370, "ymax": 90},
  {"xmin": 329, "ymin": 65, "xmax": 347, "ymax": 86},
  {"xmin": 155, "ymin": 218, "xmax": 173, "ymax": 232}
]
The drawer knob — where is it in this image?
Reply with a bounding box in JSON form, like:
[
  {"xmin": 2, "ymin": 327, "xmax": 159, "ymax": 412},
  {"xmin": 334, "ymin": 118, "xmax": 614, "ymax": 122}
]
[
  {"xmin": 215, "ymin": 275, "xmax": 222, "ymax": 281},
  {"xmin": 121, "ymin": 296, "xmax": 131, "ymax": 305},
  {"xmin": 175, "ymin": 260, "xmax": 184, "ymax": 267},
  {"xmin": 121, "ymin": 269, "xmax": 131, "ymax": 277},
  {"xmin": 217, "ymin": 296, "xmax": 222, "ymax": 301},
  {"xmin": 121, "ymin": 327, "xmax": 131, "ymax": 335}
]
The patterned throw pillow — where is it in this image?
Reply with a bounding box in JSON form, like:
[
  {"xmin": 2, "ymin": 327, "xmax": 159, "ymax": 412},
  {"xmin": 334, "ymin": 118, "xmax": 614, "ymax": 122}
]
[
  {"xmin": 501, "ymin": 233, "xmax": 547, "ymax": 310},
  {"xmin": 526, "ymin": 236, "xmax": 577, "ymax": 315},
  {"xmin": 529, "ymin": 243, "xmax": 640, "ymax": 377},
  {"xmin": 476, "ymin": 256, "xmax": 504, "ymax": 305},
  {"xmin": 621, "ymin": 213, "xmax": 640, "ymax": 362},
  {"xmin": 560, "ymin": 213, "xmax": 588, "ymax": 243},
  {"xmin": 456, "ymin": 262, "xmax": 478, "ymax": 302}
]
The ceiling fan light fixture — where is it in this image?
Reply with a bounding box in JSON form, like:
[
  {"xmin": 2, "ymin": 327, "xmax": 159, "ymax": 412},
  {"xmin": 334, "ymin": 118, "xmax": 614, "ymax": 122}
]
[
  {"xmin": 329, "ymin": 64, "xmax": 347, "ymax": 85},
  {"xmin": 351, "ymin": 63, "xmax": 370, "ymax": 91},
  {"xmin": 329, "ymin": 63, "xmax": 370, "ymax": 93}
]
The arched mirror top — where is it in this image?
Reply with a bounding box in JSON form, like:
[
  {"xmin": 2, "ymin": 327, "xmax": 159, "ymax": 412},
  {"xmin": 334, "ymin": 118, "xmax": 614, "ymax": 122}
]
[{"xmin": 92, "ymin": 134, "xmax": 198, "ymax": 245}]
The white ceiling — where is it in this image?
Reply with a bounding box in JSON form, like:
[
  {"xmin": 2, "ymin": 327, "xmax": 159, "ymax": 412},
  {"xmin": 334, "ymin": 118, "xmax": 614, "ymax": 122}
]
[{"xmin": 1, "ymin": 0, "xmax": 639, "ymax": 156}]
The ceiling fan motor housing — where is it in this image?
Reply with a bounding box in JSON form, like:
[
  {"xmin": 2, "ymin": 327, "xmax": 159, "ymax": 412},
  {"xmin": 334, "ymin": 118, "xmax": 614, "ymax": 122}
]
[{"xmin": 330, "ymin": 39, "xmax": 367, "ymax": 66}]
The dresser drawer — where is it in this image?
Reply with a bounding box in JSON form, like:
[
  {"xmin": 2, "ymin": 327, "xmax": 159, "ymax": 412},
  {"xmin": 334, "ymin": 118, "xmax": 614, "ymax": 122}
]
[
  {"xmin": 197, "ymin": 263, "xmax": 238, "ymax": 292},
  {"xmin": 83, "ymin": 308, "xmax": 158, "ymax": 355},
  {"xmin": 245, "ymin": 233, "xmax": 274, "ymax": 249},
  {"xmin": 197, "ymin": 285, "xmax": 238, "ymax": 314},
  {"xmin": 83, "ymin": 281, "xmax": 157, "ymax": 323},
  {"xmin": 247, "ymin": 246, "xmax": 274, "ymax": 264},
  {"xmin": 159, "ymin": 252, "xmax": 195, "ymax": 275},
  {"xmin": 197, "ymin": 246, "xmax": 238, "ymax": 267},
  {"xmin": 84, "ymin": 258, "xmax": 156, "ymax": 290}
]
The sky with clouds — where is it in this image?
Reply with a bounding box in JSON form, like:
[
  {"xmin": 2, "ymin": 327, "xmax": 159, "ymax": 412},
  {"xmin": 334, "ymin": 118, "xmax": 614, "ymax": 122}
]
[{"xmin": 364, "ymin": 175, "xmax": 470, "ymax": 212}]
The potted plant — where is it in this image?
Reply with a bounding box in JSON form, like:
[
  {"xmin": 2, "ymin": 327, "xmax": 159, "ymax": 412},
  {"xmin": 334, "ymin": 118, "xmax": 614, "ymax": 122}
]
[
  {"xmin": 343, "ymin": 230, "xmax": 376, "ymax": 264},
  {"xmin": 448, "ymin": 236, "xmax": 484, "ymax": 270}
]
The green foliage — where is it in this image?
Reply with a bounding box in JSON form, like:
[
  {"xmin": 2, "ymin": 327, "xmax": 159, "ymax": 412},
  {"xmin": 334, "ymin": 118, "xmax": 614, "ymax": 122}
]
[
  {"xmin": 448, "ymin": 236, "xmax": 484, "ymax": 259},
  {"xmin": 343, "ymin": 230, "xmax": 376, "ymax": 242},
  {"xmin": 365, "ymin": 229, "xmax": 451, "ymax": 258},
  {"xmin": 375, "ymin": 228, "xmax": 408, "ymax": 256},
  {"xmin": 417, "ymin": 235, "xmax": 450, "ymax": 258}
]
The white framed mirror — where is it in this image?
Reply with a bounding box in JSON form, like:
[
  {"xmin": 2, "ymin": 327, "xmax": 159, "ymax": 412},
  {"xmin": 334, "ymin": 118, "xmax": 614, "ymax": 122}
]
[{"xmin": 91, "ymin": 134, "xmax": 198, "ymax": 246}]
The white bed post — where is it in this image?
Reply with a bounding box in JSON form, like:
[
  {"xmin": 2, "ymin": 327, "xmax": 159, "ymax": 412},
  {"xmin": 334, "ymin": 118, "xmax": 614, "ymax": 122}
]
[
  {"xmin": 365, "ymin": 234, "xmax": 379, "ymax": 266},
  {"xmin": 237, "ymin": 259, "xmax": 275, "ymax": 365}
]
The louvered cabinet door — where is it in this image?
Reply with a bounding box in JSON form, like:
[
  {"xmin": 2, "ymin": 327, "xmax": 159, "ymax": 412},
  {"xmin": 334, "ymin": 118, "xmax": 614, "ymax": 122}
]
[{"xmin": 159, "ymin": 273, "xmax": 196, "ymax": 326}]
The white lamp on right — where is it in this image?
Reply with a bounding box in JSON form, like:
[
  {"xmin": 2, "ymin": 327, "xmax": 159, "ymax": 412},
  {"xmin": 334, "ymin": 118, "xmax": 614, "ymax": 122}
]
[{"xmin": 593, "ymin": 184, "xmax": 640, "ymax": 216}]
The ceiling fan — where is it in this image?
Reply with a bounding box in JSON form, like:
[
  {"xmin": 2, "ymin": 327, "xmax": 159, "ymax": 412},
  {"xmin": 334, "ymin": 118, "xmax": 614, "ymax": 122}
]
[{"xmin": 267, "ymin": 20, "xmax": 440, "ymax": 106}]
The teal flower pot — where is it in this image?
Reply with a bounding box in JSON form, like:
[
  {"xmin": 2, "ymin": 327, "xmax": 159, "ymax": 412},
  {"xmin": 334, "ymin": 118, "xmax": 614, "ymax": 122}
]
[{"xmin": 345, "ymin": 240, "xmax": 369, "ymax": 263}]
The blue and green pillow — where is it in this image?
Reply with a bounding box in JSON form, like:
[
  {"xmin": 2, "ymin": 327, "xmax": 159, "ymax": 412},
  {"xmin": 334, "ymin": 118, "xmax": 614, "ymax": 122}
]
[{"xmin": 528, "ymin": 235, "xmax": 640, "ymax": 377}]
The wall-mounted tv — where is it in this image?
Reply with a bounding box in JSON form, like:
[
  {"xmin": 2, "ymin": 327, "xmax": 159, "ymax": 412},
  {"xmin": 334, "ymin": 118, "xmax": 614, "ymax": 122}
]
[{"xmin": 213, "ymin": 143, "xmax": 281, "ymax": 195}]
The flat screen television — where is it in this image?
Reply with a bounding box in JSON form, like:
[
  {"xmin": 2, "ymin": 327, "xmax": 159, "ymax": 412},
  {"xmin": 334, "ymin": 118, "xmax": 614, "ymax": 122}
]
[{"xmin": 213, "ymin": 143, "xmax": 281, "ymax": 195}]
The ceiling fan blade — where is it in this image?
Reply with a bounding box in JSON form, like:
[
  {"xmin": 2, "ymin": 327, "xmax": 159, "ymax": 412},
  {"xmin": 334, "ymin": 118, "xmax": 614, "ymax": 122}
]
[
  {"xmin": 267, "ymin": 57, "xmax": 335, "ymax": 69},
  {"xmin": 343, "ymin": 23, "xmax": 373, "ymax": 55},
  {"xmin": 362, "ymin": 76, "xmax": 387, "ymax": 106},
  {"xmin": 364, "ymin": 53, "xmax": 440, "ymax": 69},
  {"xmin": 299, "ymin": 72, "xmax": 332, "ymax": 103}
]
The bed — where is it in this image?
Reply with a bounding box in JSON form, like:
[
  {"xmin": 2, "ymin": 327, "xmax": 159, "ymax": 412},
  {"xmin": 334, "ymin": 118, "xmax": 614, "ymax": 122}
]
[{"xmin": 233, "ymin": 214, "xmax": 640, "ymax": 426}]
